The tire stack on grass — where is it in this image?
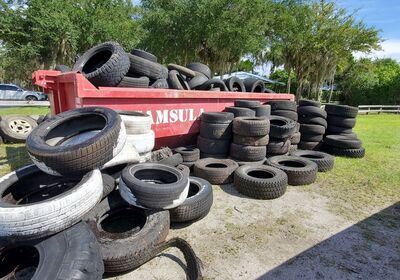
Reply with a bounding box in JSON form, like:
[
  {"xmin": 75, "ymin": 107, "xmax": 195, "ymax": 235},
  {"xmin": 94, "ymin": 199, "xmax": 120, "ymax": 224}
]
[
  {"xmin": 323, "ymin": 104, "xmax": 365, "ymax": 158},
  {"xmin": 197, "ymin": 112, "xmax": 234, "ymax": 159},
  {"xmin": 267, "ymin": 115, "xmax": 297, "ymax": 156},
  {"xmin": 297, "ymin": 99, "xmax": 327, "ymax": 150},
  {"xmin": 230, "ymin": 117, "xmax": 269, "ymax": 165}
]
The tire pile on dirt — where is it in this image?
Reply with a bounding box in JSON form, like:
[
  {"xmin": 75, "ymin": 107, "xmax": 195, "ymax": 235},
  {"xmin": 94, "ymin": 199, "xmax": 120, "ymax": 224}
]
[
  {"xmin": 297, "ymin": 99, "xmax": 327, "ymax": 150},
  {"xmin": 0, "ymin": 106, "xmax": 204, "ymax": 279},
  {"xmin": 323, "ymin": 104, "xmax": 365, "ymax": 158}
]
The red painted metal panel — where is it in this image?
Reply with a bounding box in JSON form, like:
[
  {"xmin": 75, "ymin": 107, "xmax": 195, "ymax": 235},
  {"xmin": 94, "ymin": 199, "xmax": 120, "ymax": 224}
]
[{"xmin": 32, "ymin": 70, "xmax": 295, "ymax": 148}]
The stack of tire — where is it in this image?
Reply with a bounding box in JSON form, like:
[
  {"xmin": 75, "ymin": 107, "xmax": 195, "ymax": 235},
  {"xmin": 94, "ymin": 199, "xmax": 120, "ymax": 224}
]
[
  {"xmin": 197, "ymin": 112, "xmax": 234, "ymax": 159},
  {"xmin": 229, "ymin": 99, "xmax": 271, "ymax": 118},
  {"xmin": 230, "ymin": 117, "xmax": 269, "ymax": 165},
  {"xmin": 267, "ymin": 115, "xmax": 297, "ymax": 156},
  {"xmin": 268, "ymin": 100, "xmax": 299, "ymax": 152},
  {"xmin": 297, "ymin": 99, "xmax": 327, "ymax": 150},
  {"xmin": 323, "ymin": 104, "xmax": 365, "ymax": 158},
  {"xmin": 174, "ymin": 146, "xmax": 201, "ymax": 173}
]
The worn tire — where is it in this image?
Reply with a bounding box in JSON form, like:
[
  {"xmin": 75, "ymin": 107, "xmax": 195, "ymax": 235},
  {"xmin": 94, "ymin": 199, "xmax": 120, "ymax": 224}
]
[
  {"xmin": 326, "ymin": 125, "xmax": 353, "ymax": 134},
  {"xmin": 168, "ymin": 70, "xmax": 190, "ymax": 90},
  {"xmin": 126, "ymin": 131, "xmax": 155, "ymax": 154},
  {"xmin": 131, "ymin": 49, "xmax": 158, "ymax": 62},
  {"xmin": 0, "ymin": 115, "xmax": 37, "ymax": 143},
  {"xmin": 233, "ymin": 134, "xmax": 269, "ymax": 146},
  {"xmin": 267, "ymin": 100, "xmax": 297, "ymax": 111},
  {"xmin": 169, "ymin": 177, "xmax": 213, "ymax": 223},
  {"xmin": 269, "ymin": 115, "xmax": 296, "ymax": 139},
  {"xmin": 243, "ymin": 78, "xmax": 265, "ymax": 92},
  {"xmin": 224, "ymin": 106, "xmax": 255, "ymax": 117},
  {"xmin": 174, "ymin": 147, "xmax": 200, "ymax": 162},
  {"xmin": 299, "ymin": 99, "xmax": 321, "ymax": 107},
  {"xmin": 234, "ymin": 100, "xmax": 261, "ymax": 108},
  {"xmin": 289, "ymin": 132, "xmax": 301, "ymax": 145},
  {"xmin": 158, "ymin": 153, "xmax": 184, "ymax": 167},
  {"xmin": 234, "ymin": 165, "xmax": 287, "ymax": 199},
  {"xmin": 254, "ymin": 105, "xmax": 271, "ymax": 117},
  {"xmin": 301, "ymin": 133, "xmax": 324, "ymax": 142},
  {"xmin": 290, "ymin": 150, "xmax": 334, "ymax": 172},
  {"xmin": 298, "ymin": 106, "xmax": 327, "ymax": 119},
  {"xmin": 186, "ymin": 63, "xmax": 212, "ymax": 79},
  {"xmin": 327, "ymin": 115, "xmax": 356, "ymax": 128},
  {"xmin": 150, "ymin": 78, "xmax": 169, "ymax": 88},
  {"xmin": 300, "ymin": 124, "xmax": 326, "ymax": 135},
  {"xmin": 199, "ymin": 78, "xmax": 228, "ymax": 91},
  {"xmin": 298, "ymin": 116, "xmax": 327, "ymax": 128},
  {"xmin": 200, "ymin": 121, "xmax": 232, "ymax": 140},
  {"xmin": 73, "ymin": 42, "xmax": 129, "ymax": 87},
  {"xmin": 168, "ymin": 64, "xmax": 196, "ymax": 78},
  {"xmin": 230, "ymin": 157, "xmax": 266, "ymax": 166},
  {"xmin": 200, "ymin": 152, "xmax": 226, "ymax": 159},
  {"xmin": 188, "ymin": 74, "xmax": 208, "ymax": 89},
  {"xmin": 118, "ymin": 76, "xmax": 149, "ymax": 88},
  {"xmin": 289, "ymin": 144, "xmax": 298, "ymax": 153},
  {"xmin": 233, "ymin": 117, "xmax": 270, "ymax": 136},
  {"xmin": 117, "ymin": 110, "xmax": 151, "ymax": 134},
  {"xmin": 298, "ymin": 141, "xmax": 323, "ymax": 151},
  {"xmin": 128, "ymin": 54, "xmax": 168, "ymax": 80},
  {"xmin": 266, "ymin": 155, "xmax": 318, "ymax": 186},
  {"xmin": 194, "ymin": 158, "xmax": 238, "ymax": 184},
  {"xmin": 225, "ymin": 76, "xmax": 245, "ymax": 92},
  {"xmin": 324, "ymin": 145, "xmax": 365, "ymax": 158},
  {"xmin": 272, "ymin": 109, "xmax": 298, "ymax": 121},
  {"xmin": 267, "ymin": 139, "xmax": 290, "ymax": 156},
  {"xmin": 324, "ymin": 134, "xmax": 362, "ymax": 149},
  {"xmin": 197, "ymin": 136, "xmax": 230, "ymax": 154},
  {"xmin": 230, "ymin": 143, "xmax": 266, "ymax": 161},
  {"xmin": 325, "ymin": 104, "xmax": 358, "ymax": 118},
  {"xmin": 201, "ymin": 112, "xmax": 234, "ymax": 124}
]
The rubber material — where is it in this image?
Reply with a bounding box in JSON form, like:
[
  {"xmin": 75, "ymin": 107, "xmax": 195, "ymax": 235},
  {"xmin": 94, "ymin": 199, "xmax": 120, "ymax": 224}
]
[
  {"xmin": 267, "ymin": 139, "xmax": 290, "ymax": 155},
  {"xmin": 194, "ymin": 158, "xmax": 238, "ymax": 184},
  {"xmin": 268, "ymin": 100, "xmax": 297, "ymax": 111},
  {"xmin": 324, "ymin": 145, "xmax": 365, "ymax": 158},
  {"xmin": 186, "ymin": 63, "xmax": 212, "ymax": 79},
  {"xmin": 197, "ymin": 136, "xmax": 230, "ymax": 154},
  {"xmin": 326, "ymin": 125, "xmax": 353, "ymax": 134},
  {"xmin": 128, "ymin": 54, "xmax": 168, "ymax": 80},
  {"xmin": 299, "ymin": 99, "xmax": 321, "ymax": 107},
  {"xmin": 118, "ymin": 110, "xmax": 152, "ymax": 134},
  {"xmin": 272, "ymin": 109, "xmax": 298, "ymax": 121},
  {"xmin": 174, "ymin": 147, "xmax": 200, "ymax": 162},
  {"xmin": 188, "ymin": 74, "xmax": 208, "ymax": 89},
  {"xmin": 131, "ymin": 49, "xmax": 158, "ymax": 62},
  {"xmin": 300, "ymin": 124, "xmax": 326, "ymax": 135},
  {"xmin": 298, "ymin": 141, "xmax": 323, "ymax": 151},
  {"xmin": 289, "ymin": 132, "xmax": 301, "ymax": 145},
  {"xmin": 298, "ymin": 106, "xmax": 327, "ymax": 119},
  {"xmin": 327, "ymin": 115, "xmax": 356, "ymax": 128},
  {"xmin": 233, "ymin": 117, "xmax": 270, "ymax": 136},
  {"xmin": 234, "ymin": 100, "xmax": 261, "ymax": 108},
  {"xmin": 0, "ymin": 115, "xmax": 37, "ymax": 143},
  {"xmin": 201, "ymin": 112, "xmax": 234, "ymax": 124},
  {"xmin": 254, "ymin": 105, "xmax": 271, "ymax": 117},
  {"xmin": 200, "ymin": 121, "xmax": 232, "ymax": 140},
  {"xmin": 118, "ymin": 76, "xmax": 149, "ymax": 88},
  {"xmin": 243, "ymin": 78, "xmax": 265, "ymax": 92},
  {"xmin": 290, "ymin": 150, "xmax": 334, "ymax": 172},
  {"xmin": 233, "ymin": 134, "xmax": 269, "ymax": 146},
  {"xmin": 269, "ymin": 115, "xmax": 297, "ymax": 139},
  {"xmin": 225, "ymin": 76, "xmax": 245, "ymax": 92},
  {"xmin": 325, "ymin": 104, "xmax": 358, "ymax": 118},
  {"xmin": 126, "ymin": 131, "xmax": 155, "ymax": 154},
  {"xmin": 158, "ymin": 153, "xmax": 184, "ymax": 167},
  {"xmin": 301, "ymin": 133, "xmax": 324, "ymax": 142},
  {"xmin": 168, "ymin": 64, "xmax": 196, "ymax": 78},
  {"xmin": 150, "ymin": 78, "xmax": 169, "ymax": 88},
  {"xmin": 224, "ymin": 106, "xmax": 255, "ymax": 117},
  {"xmin": 198, "ymin": 78, "xmax": 228, "ymax": 91},
  {"xmin": 54, "ymin": 64, "xmax": 71, "ymax": 72},
  {"xmin": 200, "ymin": 152, "xmax": 227, "ymax": 159},
  {"xmin": 230, "ymin": 157, "xmax": 266, "ymax": 166},
  {"xmin": 324, "ymin": 134, "xmax": 362, "ymax": 149},
  {"xmin": 298, "ymin": 116, "xmax": 327, "ymax": 128},
  {"xmin": 168, "ymin": 70, "xmax": 190, "ymax": 90}
]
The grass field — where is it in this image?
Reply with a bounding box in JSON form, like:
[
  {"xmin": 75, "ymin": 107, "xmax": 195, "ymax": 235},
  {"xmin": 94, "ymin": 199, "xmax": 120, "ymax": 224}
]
[{"xmin": 0, "ymin": 106, "xmax": 49, "ymax": 116}]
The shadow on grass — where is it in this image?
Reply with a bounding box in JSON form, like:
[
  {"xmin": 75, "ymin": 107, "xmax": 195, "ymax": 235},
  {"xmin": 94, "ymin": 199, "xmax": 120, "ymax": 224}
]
[
  {"xmin": 257, "ymin": 202, "xmax": 400, "ymax": 279},
  {"xmin": 0, "ymin": 145, "xmax": 31, "ymax": 172}
]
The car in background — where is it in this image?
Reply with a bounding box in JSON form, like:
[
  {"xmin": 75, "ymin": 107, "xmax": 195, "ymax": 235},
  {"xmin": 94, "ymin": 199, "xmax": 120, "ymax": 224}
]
[{"xmin": 0, "ymin": 84, "xmax": 47, "ymax": 101}]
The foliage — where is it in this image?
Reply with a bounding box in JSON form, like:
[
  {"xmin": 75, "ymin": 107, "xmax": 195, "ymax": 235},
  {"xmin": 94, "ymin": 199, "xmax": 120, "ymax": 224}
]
[{"xmin": 269, "ymin": 68, "xmax": 297, "ymax": 93}]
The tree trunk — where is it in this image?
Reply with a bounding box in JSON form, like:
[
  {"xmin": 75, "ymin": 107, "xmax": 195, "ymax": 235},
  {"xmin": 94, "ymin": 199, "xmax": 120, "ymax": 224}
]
[
  {"xmin": 287, "ymin": 68, "xmax": 292, "ymax": 93},
  {"xmin": 328, "ymin": 77, "xmax": 335, "ymax": 103}
]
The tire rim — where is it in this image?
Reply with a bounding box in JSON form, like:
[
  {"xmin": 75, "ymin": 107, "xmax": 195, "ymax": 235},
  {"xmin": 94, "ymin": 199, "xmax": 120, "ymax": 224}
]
[{"xmin": 8, "ymin": 119, "xmax": 32, "ymax": 134}]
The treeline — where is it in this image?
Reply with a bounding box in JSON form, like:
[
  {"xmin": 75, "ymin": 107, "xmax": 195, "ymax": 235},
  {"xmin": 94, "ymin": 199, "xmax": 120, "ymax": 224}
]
[{"xmin": 0, "ymin": 0, "xmax": 386, "ymax": 103}]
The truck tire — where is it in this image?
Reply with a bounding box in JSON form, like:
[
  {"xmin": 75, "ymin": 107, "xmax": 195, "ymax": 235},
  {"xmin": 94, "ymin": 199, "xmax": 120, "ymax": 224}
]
[
  {"xmin": 0, "ymin": 115, "xmax": 37, "ymax": 143},
  {"xmin": 325, "ymin": 104, "xmax": 358, "ymax": 118},
  {"xmin": 200, "ymin": 121, "xmax": 232, "ymax": 140},
  {"xmin": 233, "ymin": 134, "xmax": 269, "ymax": 146},
  {"xmin": 197, "ymin": 136, "xmax": 230, "ymax": 154},
  {"xmin": 297, "ymin": 106, "xmax": 327, "ymax": 119},
  {"xmin": 174, "ymin": 147, "xmax": 200, "ymax": 162},
  {"xmin": 234, "ymin": 165, "xmax": 288, "ymax": 199},
  {"xmin": 230, "ymin": 143, "xmax": 266, "ymax": 161},
  {"xmin": 27, "ymin": 107, "xmax": 126, "ymax": 176},
  {"xmin": 266, "ymin": 155, "xmax": 318, "ymax": 186},
  {"xmin": 186, "ymin": 63, "xmax": 211, "ymax": 79},
  {"xmin": 168, "ymin": 70, "xmax": 190, "ymax": 90},
  {"xmin": 0, "ymin": 223, "xmax": 104, "ymax": 280},
  {"xmin": 225, "ymin": 76, "xmax": 245, "ymax": 92},
  {"xmin": 243, "ymin": 78, "xmax": 265, "ymax": 92},
  {"xmin": 233, "ymin": 117, "xmax": 270, "ymax": 136},
  {"xmin": 267, "ymin": 100, "xmax": 297, "ymax": 111},
  {"xmin": 290, "ymin": 150, "xmax": 334, "ymax": 172},
  {"xmin": 117, "ymin": 110, "xmax": 152, "ymax": 135},
  {"xmin": 194, "ymin": 158, "xmax": 238, "ymax": 184},
  {"xmin": 84, "ymin": 191, "xmax": 169, "ymax": 274},
  {"xmin": 269, "ymin": 116, "xmax": 296, "ymax": 139},
  {"xmin": 324, "ymin": 134, "xmax": 362, "ymax": 149},
  {"xmin": 0, "ymin": 165, "xmax": 103, "ymax": 240},
  {"xmin": 169, "ymin": 177, "xmax": 213, "ymax": 223},
  {"xmin": 128, "ymin": 54, "xmax": 168, "ymax": 80},
  {"xmin": 73, "ymin": 41, "xmax": 129, "ymax": 87},
  {"xmin": 118, "ymin": 76, "xmax": 149, "ymax": 88},
  {"xmin": 131, "ymin": 49, "xmax": 158, "ymax": 62}
]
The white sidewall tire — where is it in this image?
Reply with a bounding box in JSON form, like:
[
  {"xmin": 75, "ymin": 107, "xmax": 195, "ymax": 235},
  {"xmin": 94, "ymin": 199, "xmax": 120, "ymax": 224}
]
[
  {"xmin": 102, "ymin": 135, "xmax": 139, "ymax": 169},
  {"xmin": 126, "ymin": 130, "xmax": 155, "ymax": 154},
  {"xmin": 121, "ymin": 114, "xmax": 152, "ymax": 135}
]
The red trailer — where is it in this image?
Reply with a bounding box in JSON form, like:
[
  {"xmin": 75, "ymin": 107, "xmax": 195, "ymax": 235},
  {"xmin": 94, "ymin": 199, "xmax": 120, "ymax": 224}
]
[{"xmin": 32, "ymin": 70, "xmax": 294, "ymax": 148}]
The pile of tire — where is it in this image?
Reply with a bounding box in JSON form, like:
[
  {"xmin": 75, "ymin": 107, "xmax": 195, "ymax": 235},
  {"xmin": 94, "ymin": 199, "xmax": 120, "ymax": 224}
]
[
  {"xmin": 227, "ymin": 99, "xmax": 271, "ymax": 118},
  {"xmin": 0, "ymin": 106, "xmax": 204, "ymax": 278},
  {"xmin": 174, "ymin": 146, "xmax": 200, "ymax": 173},
  {"xmin": 323, "ymin": 104, "xmax": 365, "ymax": 158},
  {"xmin": 267, "ymin": 115, "xmax": 297, "ymax": 156},
  {"xmin": 297, "ymin": 99, "xmax": 327, "ymax": 150},
  {"xmin": 197, "ymin": 112, "xmax": 234, "ymax": 159}
]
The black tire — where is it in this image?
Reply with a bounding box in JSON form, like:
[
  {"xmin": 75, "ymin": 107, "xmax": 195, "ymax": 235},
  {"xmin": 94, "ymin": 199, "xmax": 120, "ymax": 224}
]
[
  {"xmin": 167, "ymin": 70, "xmax": 190, "ymax": 90},
  {"xmin": 131, "ymin": 49, "xmax": 158, "ymax": 62},
  {"xmin": 188, "ymin": 74, "xmax": 208, "ymax": 89},
  {"xmin": 298, "ymin": 141, "xmax": 323, "ymax": 151},
  {"xmin": 158, "ymin": 153, "xmax": 184, "ymax": 167},
  {"xmin": 194, "ymin": 158, "xmax": 238, "ymax": 184},
  {"xmin": 200, "ymin": 121, "xmax": 232, "ymax": 140},
  {"xmin": 128, "ymin": 54, "xmax": 168, "ymax": 80},
  {"xmin": 174, "ymin": 147, "xmax": 200, "ymax": 162},
  {"xmin": 73, "ymin": 41, "xmax": 129, "ymax": 87},
  {"xmin": 301, "ymin": 133, "xmax": 324, "ymax": 142},
  {"xmin": 325, "ymin": 104, "xmax": 358, "ymax": 118},
  {"xmin": 0, "ymin": 223, "xmax": 104, "ymax": 279},
  {"xmin": 121, "ymin": 163, "xmax": 189, "ymax": 209},
  {"xmin": 225, "ymin": 76, "xmax": 245, "ymax": 92},
  {"xmin": 27, "ymin": 107, "xmax": 125, "ymax": 176},
  {"xmin": 181, "ymin": 161, "xmax": 196, "ymax": 172},
  {"xmin": 224, "ymin": 106, "xmax": 255, "ymax": 117},
  {"xmin": 200, "ymin": 152, "xmax": 227, "ymax": 159},
  {"xmin": 265, "ymin": 155, "xmax": 318, "ymax": 186},
  {"xmin": 150, "ymin": 78, "xmax": 169, "ymax": 88},
  {"xmin": 167, "ymin": 64, "xmax": 196, "ymax": 78},
  {"xmin": 169, "ymin": 176, "xmax": 213, "ymax": 223},
  {"xmin": 298, "ymin": 116, "xmax": 327, "ymax": 128},
  {"xmin": 197, "ymin": 136, "xmax": 230, "ymax": 154},
  {"xmin": 300, "ymin": 124, "xmax": 326, "ymax": 135},
  {"xmin": 186, "ymin": 62, "xmax": 212, "ymax": 79},
  {"xmin": 201, "ymin": 112, "xmax": 234, "ymax": 123},
  {"xmin": 230, "ymin": 143, "xmax": 266, "ymax": 161},
  {"xmin": 324, "ymin": 134, "xmax": 362, "ymax": 149},
  {"xmin": 326, "ymin": 125, "xmax": 353, "ymax": 134},
  {"xmin": 198, "ymin": 78, "xmax": 228, "ymax": 91},
  {"xmin": 269, "ymin": 115, "xmax": 297, "ymax": 139},
  {"xmin": 176, "ymin": 164, "xmax": 191, "ymax": 178},
  {"xmin": 233, "ymin": 134, "xmax": 269, "ymax": 146},
  {"xmin": 234, "ymin": 99, "xmax": 261, "ymax": 108},
  {"xmin": 243, "ymin": 78, "xmax": 265, "ymax": 92},
  {"xmin": 254, "ymin": 105, "xmax": 271, "ymax": 117},
  {"xmin": 272, "ymin": 109, "xmax": 298, "ymax": 121},
  {"xmin": 324, "ymin": 145, "xmax": 365, "ymax": 158},
  {"xmin": 267, "ymin": 139, "xmax": 290, "ymax": 156},
  {"xmin": 233, "ymin": 117, "xmax": 270, "ymax": 136},
  {"xmin": 230, "ymin": 157, "xmax": 266, "ymax": 166},
  {"xmin": 290, "ymin": 132, "xmax": 301, "ymax": 145},
  {"xmin": 118, "ymin": 76, "xmax": 149, "ymax": 88},
  {"xmin": 299, "ymin": 99, "xmax": 321, "ymax": 107},
  {"xmin": 267, "ymin": 100, "xmax": 297, "ymax": 111},
  {"xmin": 0, "ymin": 115, "xmax": 37, "ymax": 143},
  {"xmin": 297, "ymin": 106, "xmax": 327, "ymax": 119},
  {"xmin": 234, "ymin": 165, "xmax": 288, "ymax": 199},
  {"xmin": 54, "ymin": 64, "xmax": 71, "ymax": 72},
  {"xmin": 327, "ymin": 115, "xmax": 356, "ymax": 128},
  {"xmin": 290, "ymin": 150, "xmax": 334, "ymax": 172},
  {"xmin": 84, "ymin": 192, "xmax": 169, "ymax": 274}
]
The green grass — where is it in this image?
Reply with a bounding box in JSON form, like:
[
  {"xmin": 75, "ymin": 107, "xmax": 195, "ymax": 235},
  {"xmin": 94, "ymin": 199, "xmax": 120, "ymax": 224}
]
[{"xmin": 0, "ymin": 106, "xmax": 49, "ymax": 116}]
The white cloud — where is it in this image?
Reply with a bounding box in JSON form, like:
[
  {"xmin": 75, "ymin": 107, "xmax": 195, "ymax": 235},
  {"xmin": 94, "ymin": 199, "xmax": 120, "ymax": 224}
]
[{"xmin": 354, "ymin": 39, "xmax": 400, "ymax": 61}]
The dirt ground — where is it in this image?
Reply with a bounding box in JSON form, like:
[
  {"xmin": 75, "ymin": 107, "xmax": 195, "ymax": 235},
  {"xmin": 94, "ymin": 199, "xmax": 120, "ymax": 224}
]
[{"xmin": 107, "ymin": 183, "xmax": 400, "ymax": 280}]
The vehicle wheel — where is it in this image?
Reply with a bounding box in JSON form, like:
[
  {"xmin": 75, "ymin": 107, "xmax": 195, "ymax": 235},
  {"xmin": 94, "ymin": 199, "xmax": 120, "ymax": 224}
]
[
  {"xmin": 25, "ymin": 95, "xmax": 38, "ymax": 101},
  {"xmin": 233, "ymin": 134, "xmax": 269, "ymax": 146},
  {"xmin": 200, "ymin": 121, "xmax": 232, "ymax": 140},
  {"xmin": 0, "ymin": 223, "xmax": 104, "ymax": 279},
  {"xmin": 290, "ymin": 150, "xmax": 334, "ymax": 172},
  {"xmin": 131, "ymin": 49, "xmax": 158, "ymax": 62},
  {"xmin": 117, "ymin": 110, "xmax": 152, "ymax": 135},
  {"xmin": 0, "ymin": 165, "xmax": 103, "ymax": 240},
  {"xmin": 234, "ymin": 165, "xmax": 288, "ymax": 199},
  {"xmin": 194, "ymin": 158, "xmax": 238, "ymax": 184},
  {"xmin": 233, "ymin": 117, "xmax": 270, "ymax": 136},
  {"xmin": 265, "ymin": 155, "xmax": 318, "ymax": 186},
  {"xmin": 186, "ymin": 63, "xmax": 212, "ymax": 79},
  {"xmin": 269, "ymin": 115, "xmax": 297, "ymax": 139},
  {"xmin": 243, "ymin": 78, "xmax": 265, "ymax": 92},
  {"xmin": 169, "ymin": 176, "xmax": 213, "ymax": 223},
  {"xmin": 120, "ymin": 163, "xmax": 189, "ymax": 209},
  {"xmin": 267, "ymin": 100, "xmax": 297, "ymax": 111},
  {"xmin": 73, "ymin": 41, "xmax": 129, "ymax": 87},
  {"xmin": 167, "ymin": 70, "xmax": 190, "ymax": 90},
  {"xmin": 197, "ymin": 136, "xmax": 230, "ymax": 154},
  {"xmin": 0, "ymin": 115, "xmax": 37, "ymax": 143},
  {"xmin": 27, "ymin": 107, "xmax": 126, "ymax": 176},
  {"xmin": 230, "ymin": 143, "xmax": 266, "ymax": 161},
  {"xmin": 174, "ymin": 147, "xmax": 200, "ymax": 162},
  {"xmin": 128, "ymin": 54, "xmax": 168, "ymax": 80},
  {"xmin": 84, "ymin": 192, "xmax": 169, "ymax": 274},
  {"xmin": 117, "ymin": 76, "xmax": 149, "ymax": 88},
  {"xmin": 224, "ymin": 76, "xmax": 245, "ymax": 92}
]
